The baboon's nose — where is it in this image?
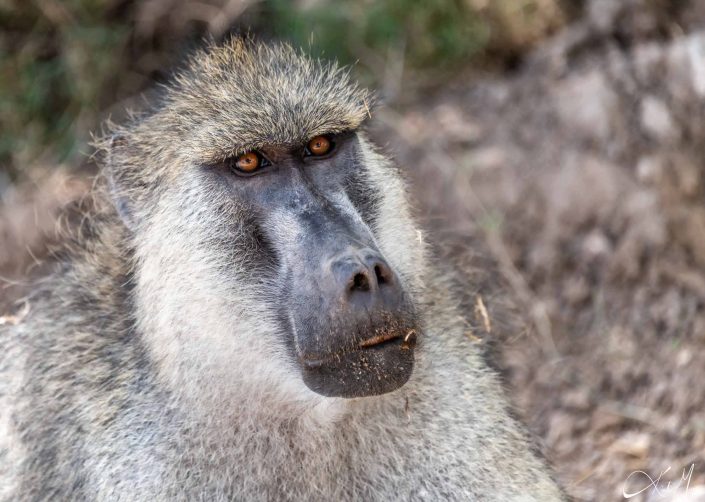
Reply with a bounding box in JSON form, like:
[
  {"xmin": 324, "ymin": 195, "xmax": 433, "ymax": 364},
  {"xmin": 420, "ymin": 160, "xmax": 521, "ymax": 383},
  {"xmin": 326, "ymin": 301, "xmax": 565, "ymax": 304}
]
[
  {"xmin": 298, "ymin": 247, "xmax": 417, "ymax": 397},
  {"xmin": 330, "ymin": 249, "xmax": 399, "ymax": 306}
]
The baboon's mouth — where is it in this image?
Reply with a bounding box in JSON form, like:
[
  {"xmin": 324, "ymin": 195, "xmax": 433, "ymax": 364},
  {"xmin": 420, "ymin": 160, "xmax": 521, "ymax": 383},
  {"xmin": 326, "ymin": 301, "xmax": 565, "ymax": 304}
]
[
  {"xmin": 359, "ymin": 329, "xmax": 416, "ymax": 349},
  {"xmin": 300, "ymin": 328, "xmax": 417, "ymax": 367},
  {"xmin": 297, "ymin": 325, "xmax": 417, "ymax": 398}
]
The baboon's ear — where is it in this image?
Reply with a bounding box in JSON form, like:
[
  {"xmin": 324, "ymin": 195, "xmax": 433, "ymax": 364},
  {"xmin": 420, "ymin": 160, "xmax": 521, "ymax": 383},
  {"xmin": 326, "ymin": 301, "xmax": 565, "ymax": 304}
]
[{"xmin": 106, "ymin": 134, "xmax": 137, "ymax": 231}]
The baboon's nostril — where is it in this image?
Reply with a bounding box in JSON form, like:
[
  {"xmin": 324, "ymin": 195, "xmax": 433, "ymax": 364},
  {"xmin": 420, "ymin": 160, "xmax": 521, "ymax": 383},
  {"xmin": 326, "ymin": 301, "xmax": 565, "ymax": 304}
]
[
  {"xmin": 374, "ymin": 264, "xmax": 389, "ymax": 285},
  {"xmin": 331, "ymin": 250, "xmax": 397, "ymax": 299},
  {"xmin": 351, "ymin": 271, "xmax": 371, "ymax": 292}
]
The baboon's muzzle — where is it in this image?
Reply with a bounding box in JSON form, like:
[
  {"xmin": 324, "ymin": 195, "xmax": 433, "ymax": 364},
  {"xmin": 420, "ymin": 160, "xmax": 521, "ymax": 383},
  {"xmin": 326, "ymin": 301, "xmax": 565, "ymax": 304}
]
[
  {"xmin": 252, "ymin": 156, "xmax": 419, "ymax": 398},
  {"xmin": 293, "ymin": 246, "xmax": 418, "ymax": 398},
  {"xmin": 275, "ymin": 198, "xmax": 418, "ymax": 398}
]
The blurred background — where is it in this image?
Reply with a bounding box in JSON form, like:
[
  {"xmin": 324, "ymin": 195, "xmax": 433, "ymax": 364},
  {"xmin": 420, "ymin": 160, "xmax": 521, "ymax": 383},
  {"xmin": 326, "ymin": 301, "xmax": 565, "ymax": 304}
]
[{"xmin": 3, "ymin": 0, "xmax": 705, "ymax": 500}]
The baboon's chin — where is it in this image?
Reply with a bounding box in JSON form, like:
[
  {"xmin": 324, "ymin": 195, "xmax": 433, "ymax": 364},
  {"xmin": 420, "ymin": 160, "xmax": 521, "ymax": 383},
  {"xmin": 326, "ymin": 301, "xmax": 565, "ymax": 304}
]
[{"xmin": 298, "ymin": 329, "xmax": 417, "ymax": 398}]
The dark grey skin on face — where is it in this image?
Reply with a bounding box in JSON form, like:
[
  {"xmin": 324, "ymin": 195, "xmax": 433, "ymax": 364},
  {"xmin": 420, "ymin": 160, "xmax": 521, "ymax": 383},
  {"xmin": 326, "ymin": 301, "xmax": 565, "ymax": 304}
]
[{"xmin": 207, "ymin": 131, "xmax": 419, "ymax": 398}]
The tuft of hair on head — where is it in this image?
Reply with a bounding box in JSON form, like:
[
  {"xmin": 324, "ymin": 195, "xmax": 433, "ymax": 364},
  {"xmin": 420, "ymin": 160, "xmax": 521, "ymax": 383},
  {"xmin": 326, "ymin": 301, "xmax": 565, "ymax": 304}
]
[{"xmin": 161, "ymin": 36, "xmax": 375, "ymax": 161}]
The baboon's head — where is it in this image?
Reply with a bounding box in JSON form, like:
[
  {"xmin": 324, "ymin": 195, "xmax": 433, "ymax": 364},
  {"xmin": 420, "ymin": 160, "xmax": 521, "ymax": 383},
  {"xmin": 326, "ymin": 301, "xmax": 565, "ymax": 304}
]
[{"xmin": 103, "ymin": 39, "xmax": 426, "ymax": 403}]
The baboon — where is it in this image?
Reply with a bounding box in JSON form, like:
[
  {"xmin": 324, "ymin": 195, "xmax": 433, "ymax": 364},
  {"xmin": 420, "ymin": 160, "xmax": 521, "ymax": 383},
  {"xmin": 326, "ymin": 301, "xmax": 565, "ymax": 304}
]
[{"xmin": 0, "ymin": 39, "xmax": 564, "ymax": 501}]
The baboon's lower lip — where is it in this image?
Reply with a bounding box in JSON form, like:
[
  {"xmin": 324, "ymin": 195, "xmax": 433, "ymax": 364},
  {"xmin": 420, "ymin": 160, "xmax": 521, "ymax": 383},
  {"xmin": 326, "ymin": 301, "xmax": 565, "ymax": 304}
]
[
  {"xmin": 299, "ymin": 329, "xmax": 416, "ymax": 398},
  {"xmin": 299, "ymin": 329, "xmax": 416, "ymax": 369}
]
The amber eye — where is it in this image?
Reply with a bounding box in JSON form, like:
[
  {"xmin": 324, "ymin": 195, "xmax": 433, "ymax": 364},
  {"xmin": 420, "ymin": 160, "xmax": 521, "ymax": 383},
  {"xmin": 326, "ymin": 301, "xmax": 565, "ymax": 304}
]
[
  {"xmin": 235, "ymin": 151, "xmax": 261, "ymax": 172},
  {"xmin": 306, "ymin": 135, "xmax": 332, "ymax": 157}
]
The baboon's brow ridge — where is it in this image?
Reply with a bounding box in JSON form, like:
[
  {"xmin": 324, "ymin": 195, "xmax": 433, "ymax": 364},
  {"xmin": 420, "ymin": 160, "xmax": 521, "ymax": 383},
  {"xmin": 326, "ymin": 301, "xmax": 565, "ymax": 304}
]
[{"xmin": 104, "ymin": 39, "xmax": 373, "ymax": 163}]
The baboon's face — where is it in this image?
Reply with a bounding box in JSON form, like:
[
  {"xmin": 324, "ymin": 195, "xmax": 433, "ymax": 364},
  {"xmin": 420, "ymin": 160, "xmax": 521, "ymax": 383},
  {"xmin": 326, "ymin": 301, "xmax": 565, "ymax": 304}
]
[
  {"xmin": 110, "ymin": 42, "xmax": 425, "ymax": 401},
  {"xmin": 202, "ymin": 132, "xmax": 418, "ymax": 398}
]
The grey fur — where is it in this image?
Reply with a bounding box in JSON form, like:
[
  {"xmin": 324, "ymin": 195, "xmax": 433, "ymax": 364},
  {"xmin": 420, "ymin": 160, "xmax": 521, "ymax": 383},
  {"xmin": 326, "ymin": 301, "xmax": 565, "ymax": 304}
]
[{"xmin": 0, "ymin": 39, "xmax": 564, "ymax": 501}]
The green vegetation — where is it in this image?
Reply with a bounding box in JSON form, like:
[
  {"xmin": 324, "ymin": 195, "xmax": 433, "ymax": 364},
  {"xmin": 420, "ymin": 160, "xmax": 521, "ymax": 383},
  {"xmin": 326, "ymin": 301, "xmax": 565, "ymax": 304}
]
[
  {"xmin": 0, "ymin": 1, "xmax": 130, "ymax": 173},
  {"xmin": 265, "ymin": 0, "xmax": 490, "ymax": 71}
]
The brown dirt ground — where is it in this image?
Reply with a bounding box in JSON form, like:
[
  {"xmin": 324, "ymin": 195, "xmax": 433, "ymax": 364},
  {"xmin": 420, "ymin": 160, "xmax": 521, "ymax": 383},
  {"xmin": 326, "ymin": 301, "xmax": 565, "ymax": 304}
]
[{"xmin": 4, "ymin": 5, "xmax": 705, "ymax": 501}]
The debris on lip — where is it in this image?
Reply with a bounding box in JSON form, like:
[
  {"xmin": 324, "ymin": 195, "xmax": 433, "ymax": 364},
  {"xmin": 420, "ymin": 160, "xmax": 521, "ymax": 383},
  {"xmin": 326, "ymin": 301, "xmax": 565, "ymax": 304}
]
[
  {"xmin": 0, "ymin": 300, "xmax": 30, "ymax": 327},
  {"xmin": 359, "ymin": 332, "xmax": 400, "ymax": 348},
  {"xmin": 401, "ymin": 329, "xmax": 417, "ymax": 350}
]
